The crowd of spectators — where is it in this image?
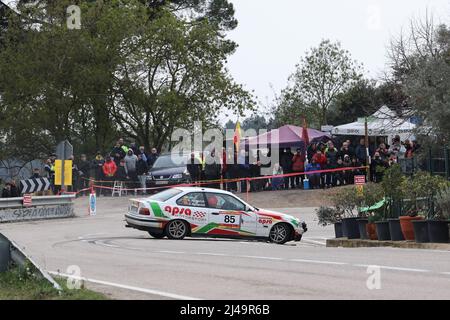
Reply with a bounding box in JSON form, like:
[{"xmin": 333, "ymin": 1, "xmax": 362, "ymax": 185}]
[{"xmin": 0, "ymin": 135, "xmax": 420, "ymax": 198}]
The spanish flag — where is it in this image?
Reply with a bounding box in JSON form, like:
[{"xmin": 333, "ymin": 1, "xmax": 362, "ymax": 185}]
[{"xmin": 233, "ymin": 121, "xmax": 242, "ymax": 151}]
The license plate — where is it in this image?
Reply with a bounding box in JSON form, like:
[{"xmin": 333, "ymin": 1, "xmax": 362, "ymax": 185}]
[
  {"xmin": 155, "ymin": 181, "xmax": 169, "ymax": 185},
  {"xmin": 130, "ymin": 206, "xmax": 139, "ymax": 214}
]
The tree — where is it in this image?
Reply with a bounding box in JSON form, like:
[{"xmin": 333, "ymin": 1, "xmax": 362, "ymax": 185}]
[
  {"xmin": 0, "ymin": 0, "xmax": 252, "ymax": 162},
  {"xmin": 328, "ymin": 79, "xmax": 379, "ymax": 126},
  {"xmin": 283, "ymin": 40, "xmax": 363, "ymax": 126},
  {"xmin": 109, "ymin": 6, "xmax": 254, "ymax": 151},
  {"xmin": 272, "ymin": 89, "xmax": 318, "ymax": 128},
  {"xmin": 389, "ymin": 13, "xmax": 450, "ymax": 142}
]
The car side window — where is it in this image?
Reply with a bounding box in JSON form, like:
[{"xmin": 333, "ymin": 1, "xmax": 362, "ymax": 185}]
[
  {"xmin": 205, "ymin": 193, "xmax": 246, "ymax": 211},
  {"xmin": 176, "ymin": 193, "xmax": 206, "ymax": 207}
]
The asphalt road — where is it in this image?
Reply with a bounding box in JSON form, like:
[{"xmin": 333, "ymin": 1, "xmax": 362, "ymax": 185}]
[{"xmin": 1, "ymin": 195, "xmax": 450, "ymax": 300}]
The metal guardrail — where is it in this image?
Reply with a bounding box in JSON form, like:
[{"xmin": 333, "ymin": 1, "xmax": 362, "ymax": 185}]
[
  {"xmin": 0, "ymin": 233, "xmax": 62, "ymax": 290},
  {"xmin": 0, "ymin": 195, "xmax": 75, "ymax": 209}
]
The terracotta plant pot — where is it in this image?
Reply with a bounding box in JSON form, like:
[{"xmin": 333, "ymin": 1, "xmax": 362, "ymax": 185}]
[
  {"xmin": 366, "ymin": 223, "xmax": 378, "ymax": 240},
  {"xmin": 400, "ymin": 216, "xmax": 424, "ymax": 241}
]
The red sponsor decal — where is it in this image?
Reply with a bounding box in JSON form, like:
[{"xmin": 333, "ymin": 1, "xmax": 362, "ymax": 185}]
[
  {"xmin": 257, "ymin": 212, "xmax": 283, "ymax": 220},
  {"xmin": 164, "ymin": 206, "xmax": 192, "ymax": 216},
  {"xmin": 258, "ymin": 218, "xmax": 273, "ymax": 225},
  {"xmin": 208, "ymin": 228, "xmax": 240, "ymax": 236}
]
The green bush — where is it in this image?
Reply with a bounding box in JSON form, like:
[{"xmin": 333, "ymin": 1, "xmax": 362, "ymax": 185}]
[{"xmin": 435, "ymin": 188, "xmax": 450, "ymax": 221}]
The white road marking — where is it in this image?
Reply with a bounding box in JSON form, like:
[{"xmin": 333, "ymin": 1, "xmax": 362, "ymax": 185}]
[
  {"xmin": 353, "ymin": 264, "xmax": 430, "ymax": 273},
  {"xmin": 49, "ymin": 271, "xmax": 201, "ymax": 300},
  {"xmin": 301, "ymin": 239, "xmax": 327, "ymax": 246},
  {"xmin": 195, "ymin": 252, "xmax": 228, "ymax": 257},
  {"xmin": 76, "ymin": 237, "xmax": 447, "ymax": 275},
  {"xmin": 97, "ymin": 243, "xmax": 120, "ymax": 249},
  {"xmin": 238, "ymin": 255, "xmax": 284, "ymax": 261},
  {"xmin": 290, "ymin": 259, "xmax": 348, "ymax": 266},
  {"xmin": 157, "ymin": 250, "xmax": 186, "ymax": 254}
]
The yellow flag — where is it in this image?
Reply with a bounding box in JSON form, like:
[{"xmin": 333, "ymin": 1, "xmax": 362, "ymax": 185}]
[{"xmin": 233, "ymin": 122, "xmax": 242, "ymax": 151}]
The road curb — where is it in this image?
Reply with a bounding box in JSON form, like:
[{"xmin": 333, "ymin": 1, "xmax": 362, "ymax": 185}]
[{"xmin": 326, "ymin": 238, "xmax": 450, "ymax": 251}]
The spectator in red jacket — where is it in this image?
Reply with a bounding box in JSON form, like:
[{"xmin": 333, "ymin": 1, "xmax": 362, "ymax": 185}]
[
  {"xmin": 312, "ymin": 151, "xmax": 327, "ymax": 169},
  {"xmin": 312, "ymin": 150, "xmax": 327, "ymax": 188},
  {"xmin": 103, "ymin": 156, "xmax": 118, "ymax": 180},
  {"xmin": 292, "ymin": 148, "xmax": 305, "ymax": 188}
]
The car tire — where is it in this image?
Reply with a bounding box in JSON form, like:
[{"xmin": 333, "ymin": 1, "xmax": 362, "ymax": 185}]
[
  {"xmin": 148, "ymin": 231, "xmax": 165, "ymax": 239},
  {"xmin": 269, "ymin": 223, "xmax": 291, "ymax": 244},
  {"xmin": 166, "ymin": 220, "xmax": 189, "ymax": 240}
]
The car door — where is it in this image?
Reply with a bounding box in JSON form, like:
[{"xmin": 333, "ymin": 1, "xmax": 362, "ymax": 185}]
[
  {"xmin": 204, "ymin": 192, "xmax": 257, "ymax": 236},
  {"xmin": 172, "ymin": 192, "xmax": 209, "ymax": 231}
]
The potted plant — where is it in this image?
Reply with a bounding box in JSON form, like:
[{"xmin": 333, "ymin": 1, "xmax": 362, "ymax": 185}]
[
  {"xmin": 366, "ymin": 212, "xmax": 381, "ymax": 240},
  {"xmin": 430, "ymin": 188, "xmax": 450, "ymax": 243},
  {"xmin": 331, "ymin": 188, "xmax": 363, "ymax": 239},
  {"xmin": 357, "ymin": 184, "xmax": 385, "ymax": 240},
  {"xmin": 316, "ymin": 206, "xmax": 343, "ymax": 238},
  {"xmin": 404, "ymin": 172, "xmax": 448, "ymax": 243},
  {"xmin": 379, "ymin": 165, "xmax": 406, "ymax": 240}
]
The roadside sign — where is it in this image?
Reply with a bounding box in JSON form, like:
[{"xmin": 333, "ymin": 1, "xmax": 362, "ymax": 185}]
[
  {"xmin": 55, "ymin": 140, "xmax": 74, "ymax": 191},
  {"xmin": 321, "ymin": 125, "xmax": 334, "ymax": 133},
  {"xmin": 355, "ymin": 175, "xmax": 366, "ymax": 196},
  {"xmin": 89, "ymin": 193, "xmax": 97, "ymax": 216},
  {"xmin": 23, "ymin": 194, "xmax": 32, "ymax": 207},
  {"xmin": 354, "ymin": 176, "xmax": 366, "ymax": 186},
  {"xmin": 55, "ymin": 160, "xmax": 73, "ymax": 186},
  {"xmin": 56, "ymin": 140, "xmax": 73, "ymax": 160}
]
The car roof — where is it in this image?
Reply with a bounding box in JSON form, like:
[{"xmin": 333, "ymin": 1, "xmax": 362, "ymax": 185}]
[{"xmin": 175, "ymin": 187, "xmax": 233, "ymax": 195}]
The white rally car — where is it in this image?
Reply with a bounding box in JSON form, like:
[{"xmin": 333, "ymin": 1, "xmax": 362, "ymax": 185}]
[{"xmin": 125, "ymin": 187, "xmax": 307, "ymax": 244}]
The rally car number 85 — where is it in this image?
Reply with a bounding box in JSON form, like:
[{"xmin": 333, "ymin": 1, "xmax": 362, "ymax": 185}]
[{"xmin": 125, "ymin": 187, "xmax": 307, "ymax": 244}]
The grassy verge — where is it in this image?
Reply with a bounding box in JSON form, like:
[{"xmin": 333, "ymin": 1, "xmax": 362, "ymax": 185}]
[{"xmin": 0, "ymin": 266, "xmax": 109, "ymax": 300}]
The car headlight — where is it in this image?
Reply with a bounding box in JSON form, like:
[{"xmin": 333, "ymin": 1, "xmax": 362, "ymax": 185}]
[{"xmin": 172, "ymin": 174, "xmax": 183, "ymax": 179}]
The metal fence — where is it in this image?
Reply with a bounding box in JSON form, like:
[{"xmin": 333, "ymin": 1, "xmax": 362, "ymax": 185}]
[
  {"xmin": 0, "ymin": 195, "xmax": 75, "ymax": 210},
  {"xmin": 398, "ymin": 148, "xmax": 450, "ymax": 179}
]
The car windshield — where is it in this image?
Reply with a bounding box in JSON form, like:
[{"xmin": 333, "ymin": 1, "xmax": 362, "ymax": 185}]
[
  {"xmin": 153, "ymin": 154, "xmax": 188, "ymax": 168},
  {"xmin": 147, "ymin": 188, "xmax": 183, "ymax": 202}
]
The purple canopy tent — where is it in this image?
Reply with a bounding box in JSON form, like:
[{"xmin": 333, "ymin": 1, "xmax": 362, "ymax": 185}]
[{"xmin": 245, "ymin": 125, "xmax": 330, "ymax": 149}]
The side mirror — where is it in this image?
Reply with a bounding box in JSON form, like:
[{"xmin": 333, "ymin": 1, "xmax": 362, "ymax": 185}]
[{"xmin": 246, "ymin": 206, "xmax": 254, "ymax": 212}]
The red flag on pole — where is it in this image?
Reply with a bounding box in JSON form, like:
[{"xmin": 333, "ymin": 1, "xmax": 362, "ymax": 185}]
[{"xmin": 302, "ymin": 117, "xmax": 310, "ymax": 146}]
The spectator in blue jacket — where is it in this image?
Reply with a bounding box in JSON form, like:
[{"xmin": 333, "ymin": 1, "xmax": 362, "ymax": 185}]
[{"xmin": 305, "ymin": 158, "xmax": 321, "ymax": 189}]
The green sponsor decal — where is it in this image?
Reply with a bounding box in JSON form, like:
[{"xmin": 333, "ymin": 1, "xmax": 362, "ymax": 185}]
[
  {"xmin": 291, "ymin": 219, "xmax": 299, "ymax": 227},
  {"xmin": 150, "ymin": 202, "xmax": 167, "ymax": 218},
  {"xmin": 195, "ymin": 223, "xmax": 219, "ymax": 234}
]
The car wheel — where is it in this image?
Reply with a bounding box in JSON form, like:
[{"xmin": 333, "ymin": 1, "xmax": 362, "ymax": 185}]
[
  {"xmin": 148, "ymin": 231, "xmax": 165, "ymax": 239},
  {"xmin": 166, "ymin": 220, "xmax": 189, "ymax": 240},
  {"xmin": 269, "ymin": 223, "xmax": 291, "ymax": 244}
]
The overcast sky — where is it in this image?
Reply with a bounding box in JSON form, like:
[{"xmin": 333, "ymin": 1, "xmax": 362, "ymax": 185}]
[{"xmin": 225, "ymin": 0, "xmax": 450, "ymax": 120}]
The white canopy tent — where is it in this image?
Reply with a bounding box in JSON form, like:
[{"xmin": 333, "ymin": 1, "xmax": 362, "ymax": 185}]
[{"xmin": 332, "ymin": 106, "xmax": 417, "ymax": 141}]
